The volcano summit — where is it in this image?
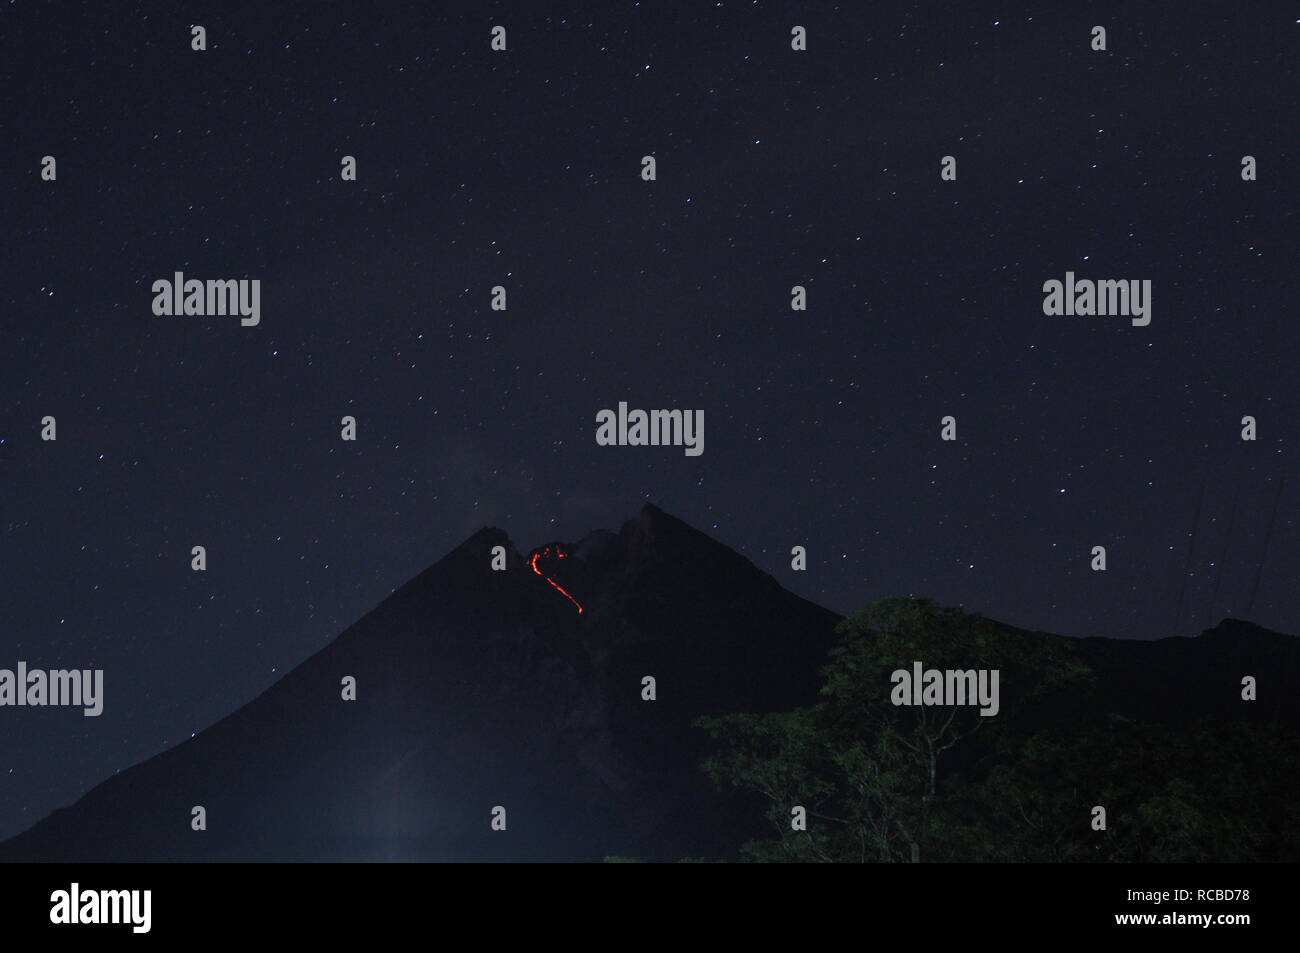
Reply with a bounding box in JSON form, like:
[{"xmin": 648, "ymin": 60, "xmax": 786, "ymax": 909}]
[
  {"xmin": 2, "ymin": 503, "xmax": 1296, "ymax": 863},
  {"xmin": 0, "ymin": 503, "xmax": 839, "ymax": 861}
]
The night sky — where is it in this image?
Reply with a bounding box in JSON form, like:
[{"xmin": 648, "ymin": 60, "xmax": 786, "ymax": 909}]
[{"xmin": 2, "ymin": 2, "xmax": 1295, "ymax": 842}]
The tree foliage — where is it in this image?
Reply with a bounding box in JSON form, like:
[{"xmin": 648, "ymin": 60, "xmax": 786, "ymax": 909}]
[{"xmin": 698, "ymin": 597, "xmax": 1298, "ymax": 862}]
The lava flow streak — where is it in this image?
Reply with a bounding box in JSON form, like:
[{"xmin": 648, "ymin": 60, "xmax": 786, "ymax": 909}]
[{"xmin": 529, "ymin": 545, "xmax": 583, "ymax": 614}]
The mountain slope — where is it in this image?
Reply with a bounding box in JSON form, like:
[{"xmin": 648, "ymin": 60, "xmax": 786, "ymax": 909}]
[
  {"xmin": 0, "ymin": 503, "xmax": 841, "ymax": 861},
  {"xmin": 2, "ymin": 503, "xmax": 1295, "ymax": 862}
]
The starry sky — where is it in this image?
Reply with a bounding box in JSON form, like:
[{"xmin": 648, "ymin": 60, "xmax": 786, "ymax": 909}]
[{"xmin": 1, "ymin": 1, "xmax": 1296, "ymax": 841}]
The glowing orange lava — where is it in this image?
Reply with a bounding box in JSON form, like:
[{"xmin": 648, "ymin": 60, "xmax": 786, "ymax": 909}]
[{"xmin": 529, "ymin": 545, "xmax": 583, "ymax": 614}]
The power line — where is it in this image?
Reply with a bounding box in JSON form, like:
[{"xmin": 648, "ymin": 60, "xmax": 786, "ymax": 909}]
[
  {"xmin": 1246, "ymin": 441, "xmax": 1291, "ymax": 618},
  {"xmin": 1206, "ymin": 446, "xmax": 1241, "ymax": 626},
  {"xmin": 1171, "ymin": 464, "xmax": 1208, "ymax": 640}
]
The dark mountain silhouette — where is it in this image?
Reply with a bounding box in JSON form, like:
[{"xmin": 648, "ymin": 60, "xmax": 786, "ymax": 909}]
[
  {"xmin": 988, "ymin": 616, "xmax": 1300, "ymax": 730},
  {"xmin": 0, "ymin": 503, "xmax": 840, "ymax": 861},
  {"xmin": 1070, "ymin": 617, "xmax": 1299, "ymax": 726},
  {"xmin": 1, "ymin": 503, "xmax": 1295, "ymax": 862}
]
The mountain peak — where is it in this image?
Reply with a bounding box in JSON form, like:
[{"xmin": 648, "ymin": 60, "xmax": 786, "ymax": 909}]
[
  {"xmin": 1200, "ymin": 617, "xmax": 1293, "ymax": 641},
  {"xmin": 437, "ymin": 524, "xmax": 518, "ymax": 570},
  {"xmin": 0, "ymin": 500, "xmax": 842, "ymax": 861},
  {"xmin": 453, "ymin": 524, "xmax": 512, "ymax": 552},
  {"xmin": 3, "ymin": 502, "xmax": 1297, "ymax": 863}
]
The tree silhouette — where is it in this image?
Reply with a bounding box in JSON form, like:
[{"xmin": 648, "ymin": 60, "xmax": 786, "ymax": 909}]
[{"xmin": 698, "ymin": 597, "xmax": 1297, "ymax": 862}]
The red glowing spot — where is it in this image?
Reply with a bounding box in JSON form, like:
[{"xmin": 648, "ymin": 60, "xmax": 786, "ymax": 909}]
[{"xmin": 530, "ymin": 545, "xmax": 583, "ymax": 614}]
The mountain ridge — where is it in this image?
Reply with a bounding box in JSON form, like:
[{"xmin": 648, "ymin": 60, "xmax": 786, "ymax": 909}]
[
  {"xmin": 0, "ymin": 502, "xmax": 842, "ymax": 861},
  {"xmin": 1, "ymin": 501, "xmax": 1294, "ymax": 861}
]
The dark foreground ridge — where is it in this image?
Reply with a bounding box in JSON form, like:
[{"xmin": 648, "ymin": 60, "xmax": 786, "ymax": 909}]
[{"xmin": 1, "ymin": 503, "xmax": 1295, "ymax": 861}]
